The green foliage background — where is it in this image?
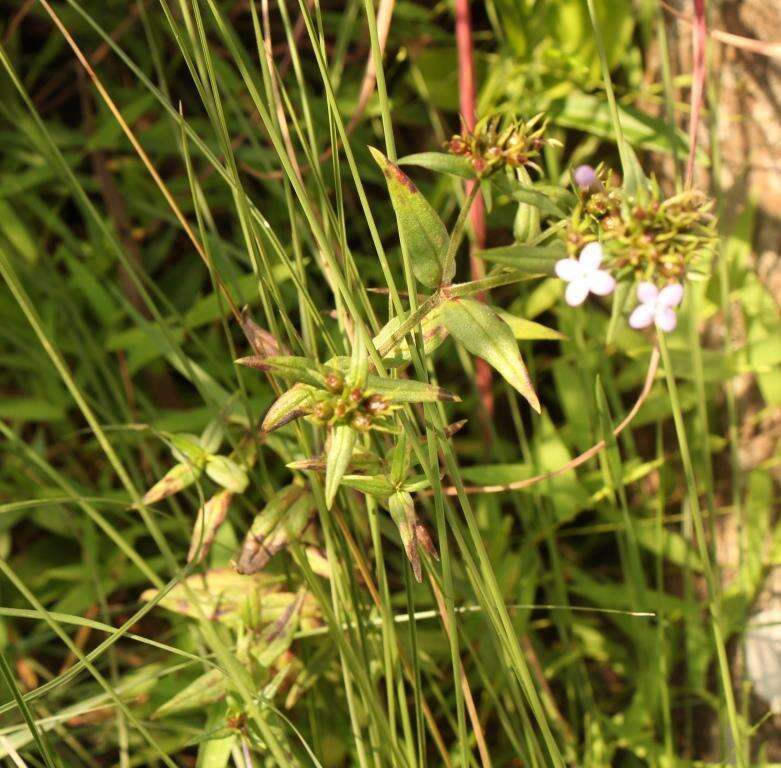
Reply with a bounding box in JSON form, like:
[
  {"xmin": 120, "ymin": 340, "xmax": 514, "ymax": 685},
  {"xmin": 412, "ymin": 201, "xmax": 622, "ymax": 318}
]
[{"xmin": 0, "ymin": 1, "xmax": 779, "ymax": 766}]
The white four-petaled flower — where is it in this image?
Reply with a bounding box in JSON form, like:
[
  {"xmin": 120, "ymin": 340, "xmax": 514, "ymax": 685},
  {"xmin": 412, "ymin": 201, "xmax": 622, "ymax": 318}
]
[
  {"xmin": 628, "ymin": 282, "xmax": 684, "ymax": 333},
  {"xmin": 555, "ymin": 242, "xmax": 616, "ymax": 307}
]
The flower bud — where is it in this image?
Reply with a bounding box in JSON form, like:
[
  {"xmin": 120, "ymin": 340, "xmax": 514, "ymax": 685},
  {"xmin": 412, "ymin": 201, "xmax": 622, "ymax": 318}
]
[
  {"xmin": 351, "ymin": 413, "xmax": 372, "ymax": 432},
  {"xmin": 364, "ymin": 394, "xmax": 389, "ymax": 415},
  {"xmin": 448, "ymin": 135, "xmax": 468, "ymax": 155},
  {"xmin": 573, "ymin": 164, "xmax": 601, "ymax": 192},
  {"xmin": 312, "ymin": 401, "xmax": 333, "ymax": 422},
  {"xmin": 324, "ymin": 370, "xmax": 343, "ymax": 393}
]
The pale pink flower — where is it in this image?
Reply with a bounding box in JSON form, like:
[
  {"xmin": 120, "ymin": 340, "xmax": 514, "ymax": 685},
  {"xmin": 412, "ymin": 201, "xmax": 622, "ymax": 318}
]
[
  {"xmin": 573, "ymin": 164, "xmax": 602, "ymax": 192},
  {"xmin": 629, "ymin": 282, "xmax": 684, "ymax": 332},
  {"xmin": 555, "ymin": 242, "xmax": 616, "ymax": 307}
]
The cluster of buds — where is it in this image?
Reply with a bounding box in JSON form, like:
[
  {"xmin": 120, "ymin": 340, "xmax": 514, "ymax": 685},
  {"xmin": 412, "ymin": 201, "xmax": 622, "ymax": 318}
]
[
  {"xmin": 555, "ymin": 165, "xmax": 717, "ymax": 333},
  {"xmin": 565, "ymin": 166, "xmax": 717, "ymax": 284},
  {"xmin": 308, "ymin": 369, "xmax": 393, "ymax": 434},
  {"xmin": 235, "ymin": 355, "xmax": 457, "ymax": 436},
  {"xmin": 446, "ymin": 114, "xmax": 553, "ymax": 176}
]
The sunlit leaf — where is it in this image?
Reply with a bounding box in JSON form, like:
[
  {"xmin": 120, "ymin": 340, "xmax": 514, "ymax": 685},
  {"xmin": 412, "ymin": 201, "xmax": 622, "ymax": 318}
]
[
  {"xmin": 369, "ymin": 146, "xmax": 450, "ymax": 287},
  {"xmin": 439, "ymin": 298, "xmax": 541, "ymax": 412}
]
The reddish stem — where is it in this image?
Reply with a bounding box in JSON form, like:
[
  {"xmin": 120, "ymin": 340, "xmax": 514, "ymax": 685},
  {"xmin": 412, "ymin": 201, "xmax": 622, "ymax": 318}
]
[
  {"xmin": 455, "ymin": 0, "xmax": 494, "ymax": 420},
  {"xmin": 685, "ymin": 0, "xmax": 707, "ymax": 188}
]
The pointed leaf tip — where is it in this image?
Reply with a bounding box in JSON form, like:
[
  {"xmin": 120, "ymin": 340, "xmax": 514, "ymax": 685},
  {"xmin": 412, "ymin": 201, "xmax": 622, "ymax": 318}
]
[
  {"xmin": 324, "ymin": 425, "xmax": 357, "ymax": 509},
  {"xmin": 370, "ymin": 146, "xmax": 449, "ymax": 288},
  {"xmin": 440, "ymin": 298, "xmax": 541, "ymax": 412}
]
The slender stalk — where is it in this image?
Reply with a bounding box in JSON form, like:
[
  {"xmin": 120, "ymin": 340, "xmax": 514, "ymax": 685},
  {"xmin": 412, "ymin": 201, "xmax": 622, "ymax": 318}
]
[{"xmin": 658, "ymin": 334, "xmax": 745, "ymax": 765}]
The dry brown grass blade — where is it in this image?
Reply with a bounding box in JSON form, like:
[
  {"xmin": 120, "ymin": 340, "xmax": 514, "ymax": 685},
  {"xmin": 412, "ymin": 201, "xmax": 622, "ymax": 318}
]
[
  {"xmin": 37, "ymin": 0, "xmax": 243, "ymax": 325},
  {"xmin": 332, "ymin": 509, "xmax": 456, "ymax": 768},
  {"xmin": 439, "ymin": 346, "xmax": 661, "ymax": 495},
  {"xmin": 242, "ymin": 0, "xmax": 396, "ymax": 181},
  {"xmin": 429, "ymin": 576, "xmax": 492, "ymax": 768}
]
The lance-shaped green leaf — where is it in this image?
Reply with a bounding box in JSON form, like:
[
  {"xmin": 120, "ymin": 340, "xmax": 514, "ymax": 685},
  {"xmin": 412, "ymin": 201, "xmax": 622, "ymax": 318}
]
[
  {"xmin": 188, "ymin": 490, "xmax": 233, "ymax": 564},
  {"xmin": 389, "ymin": 491, "xmax": 419, "ymax": 580},
  {"xmin": 496, "ymin": 309, "xmax": 565, "ymax": 341},
  {"xmin": 200, "ymin": 419, "xmax": 224, "ymax": 455},
  {"xmin": 388, "ymin": 491, "xmax": 437, "ymax": 582},
  {"xmin": 347, "ymin": 325, "xmax": 369, "ymax": 389},
  {"xmin": 261, "ymin": 384, "xmax": 313, "ymax": 433},
  {"xmin": 340, "ymin": 474, "xmax": 395, "ymax": 497},
  {"xmin": 235, "ymin": 355, "xmax": 326, "ymax": 389},
  {"xmin": 369, "ymin": 146, "xmax": 450, "ymax": 288},
  {"xmin": 365, "ymin": 374, "xmax": 459, "ymax": 404},
  {"xmin": 253, "ymin": 589, "xmax": 306, "ymax": 667},
  {"xmin": 398, "ymin": 152, "xmax": 475, "ymax": 179},
  {"xmin": 152, "ymin": 668, "xmax": 226, "ymax": 719},
  {"xmin": 477, "ymin": 243, "xmax": 564, "ymax": 274},
  {"xmin": 305, "ymin": 546, "xmax": 331, "ymax": 579},
  {"xmin": 168, "ymin": 433, "xmax": 209, "ymax": 466},
  {"xmin": 390, "ymin": 431, "xmax": 410, "ymax": 486},
  {"xmin": 141, "ymin": 463, "xmax": 200, "ymax": 506},
  {"xmin": 373, "ymin": 305, "xmax": 449, "ymax": 366},
  {"xmin": 205, "ymin": 455, "xmax": 249, "ymax": 493},
  {"xmin": 439, "ymin": 298, "xmax": 541, "ymax": 412},
  {"xmin": 325, "ymin": 425, "xmax": 357, "ymax": 509},
  {"xmin": 236, "ymin": 487, "xmax": 314, "ymax": 574}
]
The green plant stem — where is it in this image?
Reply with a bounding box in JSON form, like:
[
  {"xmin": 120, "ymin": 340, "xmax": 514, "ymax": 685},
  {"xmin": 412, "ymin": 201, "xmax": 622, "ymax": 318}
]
[
  {"xmin": 442, "ymin": 182, "xmax": 481, "ymax": 286},
  {"xmin": 658, "ymin": 333, "xmax": 745, "ymax": 765}
]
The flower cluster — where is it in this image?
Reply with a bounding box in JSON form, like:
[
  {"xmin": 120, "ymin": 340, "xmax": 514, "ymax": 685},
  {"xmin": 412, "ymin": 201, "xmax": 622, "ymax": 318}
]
[
  {"xmin": 446, "ymin": 114, "xmax": 554, "ymax": 176},
  {"xmin": 565, "ymin": 166, "xmax": 716, "ymax": 283},
  {"xmin": 554, "ymin": 165, "xmax": 717, "ymax": 333}
]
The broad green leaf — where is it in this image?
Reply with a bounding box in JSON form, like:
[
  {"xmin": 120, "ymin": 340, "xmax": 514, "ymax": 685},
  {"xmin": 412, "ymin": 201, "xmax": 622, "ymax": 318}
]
[
  {"xmin": 550, "ymin": 91, "xmax": 709, "ymax": 166},
  {"xmin": 325, "ymin": 425, "xmax": 357, "ymax": 509},
  {"xmin": 369, "ymin": 146, "xmax": 449, "ymax": 287},
  {"xmin": 439, "ymin": 298, "xmax": 540, "ymax": 412},
  {"xmin": 398, "ymin": 152, "xmax": 474, "ymax": 179},
  {"xmin": 261, "ymin": 384, "xmax": 313, "ymax": 432},
  {"xmin": 169, "ymin": 433, "xmax": 209, "ymax": 465},
  {"xmin": 492, "ymin": 175, "xmax": 570, "ymax": 218},
  {"xmin": 348, "ymin": 326, "xmax": 369, "ymax": 389},
  {"xmin": 141, "ymin": 568, "xmax": 285, "ymax": 626},
  {"xmin": 198, "ymin": 733, "xmax": 235, "ymax": 768},
  {"xmin": 200, "ymin": 419, "xmax": 224, "ymax": 455}
]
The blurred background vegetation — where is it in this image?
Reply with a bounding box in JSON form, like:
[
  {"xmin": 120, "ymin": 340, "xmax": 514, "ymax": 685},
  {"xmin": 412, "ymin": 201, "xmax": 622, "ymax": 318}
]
[{"xmin": 0, "ymin": 0, "xmax": 779, "ymax": 766}]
